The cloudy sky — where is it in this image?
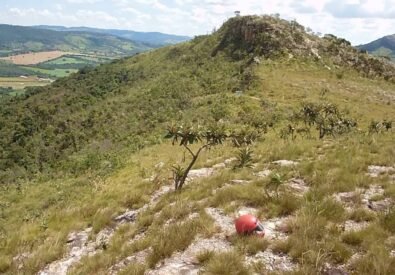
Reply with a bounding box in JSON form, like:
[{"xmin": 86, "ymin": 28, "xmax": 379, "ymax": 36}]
[{"xmin": 1, "ymin": 0, "xmax": 395, "ymax": 45}]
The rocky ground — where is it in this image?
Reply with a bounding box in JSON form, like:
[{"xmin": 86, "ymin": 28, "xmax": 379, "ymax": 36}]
[{"xmin": 35, "ymin": 161, "xmax": 395, "ymax": 275}]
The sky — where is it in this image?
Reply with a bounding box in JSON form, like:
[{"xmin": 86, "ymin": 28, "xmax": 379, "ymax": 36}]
[{"xmin": 1, "ymin": 0, "xmax": 395, "ymax": 45}]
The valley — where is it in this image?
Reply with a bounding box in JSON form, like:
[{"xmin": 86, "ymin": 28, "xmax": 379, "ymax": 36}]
[{"xmin": 0, "ymin": 24, "xmax": 190, "ymax": 95}]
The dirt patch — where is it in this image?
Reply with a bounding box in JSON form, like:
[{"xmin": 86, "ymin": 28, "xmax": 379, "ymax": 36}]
[
  {"xmin": 205, "ymin": 207, "xmax": 235, "ymax": 236},
  {"xmin": 334, "ymin": 185, "xmax": 392, "ymax": 212},
  {"xmin": 367, "ymin": 165, "xmax": 395, "ymax": 178},
  {"xmin": 286, "ymin": 178, "xmax": 309, "ymax": 195},
  {"xmin": 0, "ymin": 51, "xmax": 70, "ymax": 65},
  {"xmin": 255, "ymin": 169, "xmax": 271, "ymax": 178},
  {"xmin": 343, "ymin": 220, "xmax": 370, "ymax": 232},
  {"xmin": 109, "ymin": 248, "xmax": 152, "ymax": 275},
  {"xmin": 146, "ymin": 237, "xmax": 232, "ymax": 275},
  {"xmin": 261, "ymin": 217, "xmax": 292, "ymax": 241},
  {"xmin": 38, "ymin": 228, "xmax": 96, "ymax": 275}
]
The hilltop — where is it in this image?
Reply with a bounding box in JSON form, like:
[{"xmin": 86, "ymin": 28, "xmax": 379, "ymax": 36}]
[
  {"xmin": 33, "ymin": 25, "xmax": 191, "ymax": 46},
  {"xmin": 0, "ymin": 15, "xmax": 394, "ymax": 275},
  {"xmin": 358, "ymin": 34, "xmax": 395, "ymax": 61}
]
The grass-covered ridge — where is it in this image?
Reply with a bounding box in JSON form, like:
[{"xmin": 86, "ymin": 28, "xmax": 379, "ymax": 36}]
[
  {"xmin": 0, "ymin": 15, "xmax": 394, "ymax": 274},
  {"xmin": 0, "ymin": 24, "xmax": 256, "ymax": 182},
  {"xmin": 1, "ymin": 15, "xmax": 394, "ymax": 183}
]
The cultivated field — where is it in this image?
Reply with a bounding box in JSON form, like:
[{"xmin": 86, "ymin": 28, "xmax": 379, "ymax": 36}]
[
  {"xmin": 0, "ymin": 76, "xmax": 52, "ymax": 89},
  {"xmin": 0, "ymin": 51, "xmax": 70, "ymax": 65}
]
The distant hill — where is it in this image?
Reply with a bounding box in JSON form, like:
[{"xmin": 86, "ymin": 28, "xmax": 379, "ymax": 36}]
[
  {"xmin": 358, "ymin": 34, "xmax": 395, "ymax": 61},
  {"xmin": 33, "ymin": 25, "xmax": 191, "ymax": 46},
  {"xmin": 0, "ymin": 24, "xmax": 152, "ymax": 57}
]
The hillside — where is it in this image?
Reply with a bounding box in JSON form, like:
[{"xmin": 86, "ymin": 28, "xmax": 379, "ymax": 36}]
[
  {"xmin": 34, "ymin": 25, "xmax": 191, "ymax": 46},
  {"xmin": 0, "ymin": 15, "xmax": 394, "ymax": 275},
  {"xmin": 358, "ymin": 34, "xmax": 395, "ymax": 61},
  {"xmin": 0, "ymin": 24, "xmax": 152, "ymax": 57}
]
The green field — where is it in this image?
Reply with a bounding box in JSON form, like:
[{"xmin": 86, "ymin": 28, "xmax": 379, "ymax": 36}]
[
  {"xmin": 21, "ymin": 66, "xmax": 78, "ymax": 77},
  {"xmin": 0, "ymin": 53, "xmax": 108, "ymax": 93},
  {"xmin": 40, "ymin": 56, "xmax": 86, "ymax": 65},
  {"xmin": 0, "ymin": 49, "xmax": 13, "ymax": 57},
  {"xmin": 0, "ymin": 76, "xmax": 51, "ymax": 89},
  {"xmin": 42, "ymin": 55, "xmax": 100, "ymax": 65}
]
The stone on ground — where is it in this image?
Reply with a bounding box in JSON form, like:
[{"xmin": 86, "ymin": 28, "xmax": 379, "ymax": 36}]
[
  {"xmin": 255, "ymin": 169, "xmax": 272, "ymax": 178},
  {"xmin": 205, "ymin": 207, "xmax": 235, "ymax": 236},
  {"xmin": 246, "ymin": 250, "xmax": 296, "ymax": 272},
  {"xmin": 272, "ymin": 160, "xmax": 299, "ymax": 167},
  {"xmin": 343, "ymin": 220, "xmax": 370, "ymax": 232},
  {"xmin": 187, "ymin": 168, "xmax": 214, "ymax": 181},
  {"xmin": 286, "ymin": 178, "xmax": 309, "ymax": 195},
  {"xmin": 367, "ymin": 165, "xmax": 395, "ymax": 178}
]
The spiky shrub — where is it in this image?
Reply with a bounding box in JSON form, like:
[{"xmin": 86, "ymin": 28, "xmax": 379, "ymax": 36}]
[
  {"xmin": 292, "ymin": 102, "xmax": 357, "ymax": 139},
  {"xmin": 234, "ymin": 147, "xmax": 254, "ymax": 169}
]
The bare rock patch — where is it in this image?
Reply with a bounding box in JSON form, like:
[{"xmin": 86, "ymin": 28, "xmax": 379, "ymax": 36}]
[
  {"xmin": 367, "ymin": 165, "xmax": 395, "ymax": 178},
  {"xmin": 286, "ymin": 178, "xmax": 309, "ymax": 195},
  {"xmin": 272, "ymin": 160, "xmax": 299, "ymax": 167},
  {"xmin": 246, "ymin": 250, "xmax": 297, "ymax": 272},
  {"xmin": 343, "ymin": 220, "xmax": 370, "ymax": 232}
]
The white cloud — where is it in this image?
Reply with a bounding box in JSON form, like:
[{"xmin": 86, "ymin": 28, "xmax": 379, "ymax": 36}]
[
  {"xmin": 1, "ymin": 0, "xmax": 394, "ymax": 44},
  {"xmin": 66, "ymin": 0, "xmax": 103, "ymax": 3}
]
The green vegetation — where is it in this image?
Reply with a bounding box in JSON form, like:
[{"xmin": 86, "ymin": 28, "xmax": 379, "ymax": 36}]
[
  {"xmin": 20, "ymin": 66, "xmax": 78, "ymax": 78},
  {"xmin": 204, "ymin": 251, "xmax": 250, "ymax": 274},
  {"xmin": 0, "ymin": 24, "xmax": 152, "ymax": 57},
  {"xmin": 166, "ymin": 123, "xmax": 258, "ymax": 190},
  {"xmin": 0, "ymin": 61, "xmax": 48, "ymax": 77},
  {"xmin": 0, "ymin": 15, "xmax": 394, "ymax": 275},
  {"xmin": 34, "ymin": 25, "xmax": 191, "ymax": 46},
  {"xmin": 358, "ymin": 34, "xmax": 395, "ymax": 61}
]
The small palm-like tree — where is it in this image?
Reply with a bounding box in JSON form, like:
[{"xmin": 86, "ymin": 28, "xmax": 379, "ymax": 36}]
[
  {"xmin": 165, "ymin": 123, "xmax": 259, "ymax": 190},
  {"xmin": 294, "ymin": 102, "xmax": 356, "ymax": 139},
  {"xmin": 165, "ymin": 123, "xmax": 227, "ymax": 190}
]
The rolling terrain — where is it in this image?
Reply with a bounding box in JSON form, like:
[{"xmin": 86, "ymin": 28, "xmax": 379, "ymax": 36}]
[
  {"xmin": 358, "ymin": 34, "xmax": 395, "ymax": 61},
  {"xmin": 0, "ymin": 24, "xmax": 156, "ymax": 94},
  {"xmin": 34, "ymin": 25, "xmax": 191, "ymax": 46},
  {"xmin": 0, "ymin": 24, "xmax": 152, "ymax": 57},
  {"xmin": 0, "ymin": 15, "xmax": 394, "ymax": 275}
]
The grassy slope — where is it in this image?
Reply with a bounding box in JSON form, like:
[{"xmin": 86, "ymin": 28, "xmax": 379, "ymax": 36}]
[
  {"xmin": 0, "ymin": 32, "xmax": 250, "ymax": 182},
  {"xmin": 1, "ymin": 59, "xmax": 394, "ymax": 275},
  {"xmin": 0, "ymin": 16, "xmax": 394, "ymax": 274}
]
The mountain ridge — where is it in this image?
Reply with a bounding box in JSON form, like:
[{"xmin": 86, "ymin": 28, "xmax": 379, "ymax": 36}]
[
  {"xmin": 33, "ymin": 25, "xmax": 191, "ymax": 46},
  {"xmin": 0, "ymin": 15, "xmax": 393, "ymax": 183},
  {"xmin": 358, "ymin": 34, "xmax": 395, "ymax": 61},
  {"xmin": 0, "ymin": 24, "xmax": 152, "ymax": 57}
]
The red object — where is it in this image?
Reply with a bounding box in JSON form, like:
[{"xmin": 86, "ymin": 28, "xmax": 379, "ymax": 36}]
[{"xmin": 235, "ymin": 214, "xmax": 265, "ymax": 236}]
